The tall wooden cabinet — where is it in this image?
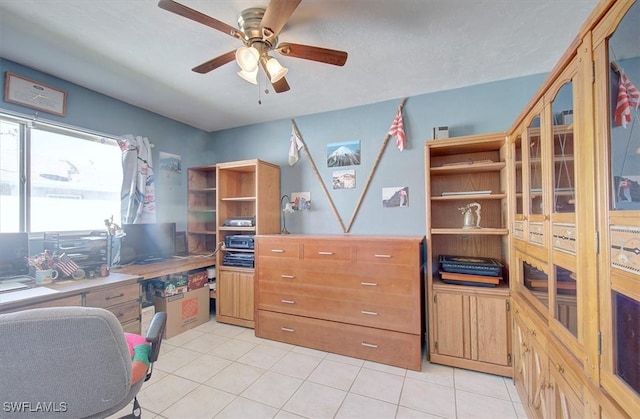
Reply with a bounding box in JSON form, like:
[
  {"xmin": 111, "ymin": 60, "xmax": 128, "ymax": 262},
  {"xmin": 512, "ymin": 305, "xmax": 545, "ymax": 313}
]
[
  {"xmin": 424, "ymin": 133, "xmax": 512, "ymax": 377},
  {"xmin": 187, "ymin": 165, "xmax": 217, "ymax": 255},
  {"xmin": 216, "ymin": 159, "xmax": 280, "ymax": 328},
  {"xmin": 509, "ymin": 0, "xmax": 638, "ymax": 417}
]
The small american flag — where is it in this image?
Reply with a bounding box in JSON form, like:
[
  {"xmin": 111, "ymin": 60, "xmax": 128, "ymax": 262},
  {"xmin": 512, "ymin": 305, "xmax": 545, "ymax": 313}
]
[
  {"xmin": 56, "ymin": 253, "xmax": 80, "ymax": 277},
  {"xmin": 614, "ymin": 71, "xmax": 640, "ymax": 128},
  {"xmin": 388, "ymin": 104, "xmax": 406, "ymax": 151}
]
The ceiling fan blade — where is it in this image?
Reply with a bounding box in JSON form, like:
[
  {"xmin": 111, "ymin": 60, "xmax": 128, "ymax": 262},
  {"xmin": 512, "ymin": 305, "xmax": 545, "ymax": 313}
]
[
  {"xmin": 192, "ymin": 50, "xmax": 236, "ymax": 74},
  {"xmin": 276, "ymin": 43, "xmax": 348, "ymax": 66},
  {"xmin": 272, "ymin": 77, "xmax": 291, "ymax": 93},
  {"xmin": 260, "ymin": 0, "xmax": 302, "ymax": 37},
  {"xmin": 158, "ymin": 0, "xmax": 242, "ymax": 39}
]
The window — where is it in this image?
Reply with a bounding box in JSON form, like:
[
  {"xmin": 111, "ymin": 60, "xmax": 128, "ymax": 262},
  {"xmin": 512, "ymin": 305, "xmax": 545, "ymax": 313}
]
[{"xmin": 0, "ymin": 115, "xmax": 122, "ymax": 233}]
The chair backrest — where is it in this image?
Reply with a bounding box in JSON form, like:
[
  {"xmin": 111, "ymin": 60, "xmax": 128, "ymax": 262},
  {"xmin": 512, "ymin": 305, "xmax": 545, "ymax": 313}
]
[{"xmin": 0, "ymin": 307, "xmax": 132, "ymax": 418}]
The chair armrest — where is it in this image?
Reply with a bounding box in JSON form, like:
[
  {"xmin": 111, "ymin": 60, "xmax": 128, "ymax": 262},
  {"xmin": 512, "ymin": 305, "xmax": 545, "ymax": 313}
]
[{"xmin": 145, "ymin": 311, "xmax": 167, "ymax": 363}]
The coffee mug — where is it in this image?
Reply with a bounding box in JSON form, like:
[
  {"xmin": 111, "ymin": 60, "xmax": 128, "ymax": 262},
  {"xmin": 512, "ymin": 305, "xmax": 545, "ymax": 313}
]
[{"xmin": 34, "ymin": 269, "xmax": 59, "ymax": 284}]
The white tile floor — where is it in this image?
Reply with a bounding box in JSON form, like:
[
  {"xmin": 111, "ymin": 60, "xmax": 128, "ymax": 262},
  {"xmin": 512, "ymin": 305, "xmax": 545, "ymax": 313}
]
[{"xmin": 113, "ymin": 315, "xmax": 527, "ymax": 419}]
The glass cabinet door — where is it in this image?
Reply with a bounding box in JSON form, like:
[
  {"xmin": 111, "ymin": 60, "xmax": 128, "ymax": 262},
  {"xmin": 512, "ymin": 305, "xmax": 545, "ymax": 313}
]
[
  {"xmin": 514, "ymin": 132, "xmax": 524, "ymax": 216},
  {"xmin": 551, "ymin": 82, "xmax": 575, "ymax": 214},
  {"xmin": 595, "ymin": 0, "xmax": 640, "ymax": 414},
  {"xmin": 528, "ymin": 115, "xmax": 543, "ymax": 216}
]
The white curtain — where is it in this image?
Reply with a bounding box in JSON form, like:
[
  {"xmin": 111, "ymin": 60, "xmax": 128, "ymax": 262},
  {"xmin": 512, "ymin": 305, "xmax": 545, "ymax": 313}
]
[{"xmin": 118, "ymin": 134, "xmax": 156, "ymax": 225}]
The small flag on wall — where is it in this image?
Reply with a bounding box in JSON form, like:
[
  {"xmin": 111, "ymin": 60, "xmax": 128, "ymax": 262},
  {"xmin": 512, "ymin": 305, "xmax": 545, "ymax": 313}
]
[
  {"xmin": 614, "ymin": 71, "xmax": 640, "ymax": 128},
  {"xmin": 289, "ymin": 126, "xmax": 304, "ymax": 166},
  {"xmin": 388, "ymin": 103, "xmax": 406, "ymax": 151}
]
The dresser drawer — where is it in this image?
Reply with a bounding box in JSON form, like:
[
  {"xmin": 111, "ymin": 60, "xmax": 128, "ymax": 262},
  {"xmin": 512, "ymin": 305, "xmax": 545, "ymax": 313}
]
[
  {"xmin": 258, "ymin": 288, "xmax": 418, "ymax": 334},
  {"xmin": 355, "ymin": 241, "xmax": 419, "ymax": 266},
  {"xmin": 258, "ymin": 264, "xmax": 416, "ymax": 295},
  {"xmin": 85, "ymin": 283, "xmax": 140, "ymax": 308},
  {"xmin": 256, "ymin": 238, "xmax": 302, "ymax": 259},
  {"xmin": 256, "ymin": 310, "xmax": 422, "ymax": 370},
  {"xmin": 104, "ymin": 299, "xmax": 140, "ymax": 325},
  {"xmin": 303, "ymin": 242, "xmax": 352, "ymax": 262}
]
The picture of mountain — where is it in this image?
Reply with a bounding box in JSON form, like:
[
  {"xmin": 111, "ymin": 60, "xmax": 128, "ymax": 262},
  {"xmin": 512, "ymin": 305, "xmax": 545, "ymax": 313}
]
[{"xmin": 327, "ymin": 140, "xmax": 360, "ymax": 167}]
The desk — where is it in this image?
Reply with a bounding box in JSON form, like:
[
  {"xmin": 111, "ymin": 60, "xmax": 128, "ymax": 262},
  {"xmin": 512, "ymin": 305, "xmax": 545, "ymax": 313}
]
[
  {"xmin": 113, "ymin": 255, "xmax": 216, "ymax": 299},
  {"xmin": 1, "ymin": 257, "xmax": 216, "ymax": 334},
  {"xmin": 113, "ymin": 255, "xmax": 214, "ymax": 278},
  {"xmin": 0, "ymin": 273, "xmax": 143, "ymax": 333}
]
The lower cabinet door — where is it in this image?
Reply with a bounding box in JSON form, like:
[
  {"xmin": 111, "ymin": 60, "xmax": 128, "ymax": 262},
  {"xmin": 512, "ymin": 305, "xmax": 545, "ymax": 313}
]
[
  {"xmin": 433, "ymin": 291, "xmax": 466, "ymax": 358},
  {"xmin": 471, "ymin": 294, "xmax": 511, "ymax": 366},
  {"xmin": 433, "ymin": 290, "xmax": 511, "ymax": 368},
  {"xmin": 218, "ymin": 269, "xmax": 254, "ymax": 322}
]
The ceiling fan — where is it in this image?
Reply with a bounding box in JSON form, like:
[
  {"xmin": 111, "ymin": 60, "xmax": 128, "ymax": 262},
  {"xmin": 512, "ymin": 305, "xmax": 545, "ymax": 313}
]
[{"xmin": 157, "ymin": 0, "xmax": 348, "ymax": 93}]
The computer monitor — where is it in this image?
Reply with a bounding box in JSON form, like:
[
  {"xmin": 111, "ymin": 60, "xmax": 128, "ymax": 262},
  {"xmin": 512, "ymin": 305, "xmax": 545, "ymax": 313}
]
[
  {"xmin": 120, "ymin": 223, "xmax": 176, "ymax": 264},
  {"xmin": 0, "ymin": 233, "xmax": 30, "ymax": 278}
]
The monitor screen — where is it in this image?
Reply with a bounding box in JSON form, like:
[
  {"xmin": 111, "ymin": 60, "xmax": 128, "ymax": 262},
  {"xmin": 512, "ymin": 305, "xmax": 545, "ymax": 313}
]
[
  {"xmin": 0, "ymin": 233, "xmax": 30, "ymax": 278},
  {"xmin": 120, "ymin": 223, "xmax": 176, "ymax": 264}
]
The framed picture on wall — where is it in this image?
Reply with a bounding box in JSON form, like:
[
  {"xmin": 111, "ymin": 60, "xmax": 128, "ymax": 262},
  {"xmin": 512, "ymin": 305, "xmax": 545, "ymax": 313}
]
[{"xmin": 4, "ymin": 72, "xmax": 67, "ymax": 116}]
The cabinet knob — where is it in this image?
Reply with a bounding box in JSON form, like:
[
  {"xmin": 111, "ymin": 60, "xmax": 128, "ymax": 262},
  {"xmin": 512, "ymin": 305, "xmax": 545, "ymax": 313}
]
[
  {"xmin": 557, "ymin": 364, "xmax": 565, "ymax": 374},
  {"xmin": 281, "ymin": 299, "xmax": 295, "ymax": 304},
  {"xmin": 270, "ymin": 249, "xmax": 285, "ymax": 253},
  {"xmin": 374, "ymin": 254, "xmax": 392, "ymax": 258},
  {"xmin": 361, "ymin": 342, "xmax": 378, "ymax": 349},
  {"xmin": 318, "ymin": 251, "xmax": 334, "ymax": 255},
  {"xmin": 530, "ymin": 329, "xmax": 537, "ymax": 337},
  {"xmin": 360, "ymin": 282, "xmax": 378, "ymax": 287},
  {"xmin": 361, "ymin": 310, "xmax": 379, "ymax": 316},
  {"xmin": 280, "ymin": 274, "xmax": 295, "ymax": 279},
  {"xmin": 281, "ymin": 327, "xmax": 295, "ymax": 333}
]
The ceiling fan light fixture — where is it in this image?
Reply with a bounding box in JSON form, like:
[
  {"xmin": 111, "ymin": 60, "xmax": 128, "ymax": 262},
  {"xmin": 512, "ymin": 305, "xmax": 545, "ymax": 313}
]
[
  {"xmin": 237, "ymin": 68, "xmax": 258, "ymax": 85},
  {"xmin": 235, "ymin": 46, "xmax": 260, "ymax": 72},
  {"xmin": 266, "ymin": 57, "xmax": 288, "ymax": 83}
]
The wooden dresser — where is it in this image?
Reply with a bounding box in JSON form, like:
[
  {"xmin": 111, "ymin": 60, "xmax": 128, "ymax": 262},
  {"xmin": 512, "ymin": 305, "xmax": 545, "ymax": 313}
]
[{"xmin": 254, "ymin": 234, "xmax": 425, "ymax": 370}]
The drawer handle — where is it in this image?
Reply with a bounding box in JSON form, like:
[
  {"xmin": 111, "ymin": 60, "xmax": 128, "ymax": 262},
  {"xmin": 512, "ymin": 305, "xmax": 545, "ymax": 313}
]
[
  {"xmin": 281, "ymin": 274, "xmax": 295, "ymax": 279},
  {"xmin": 318, "ymin": 251, "xmax": 334, "ymax": 255},
  {"xmin": 281, "ymin": 299, "xmax": 295, "ymax": 304},
  {"xmin": 361, "ymin": 342, "xmax": 378, "ymax": 349},
  {"xmin": 374, "ymin": 254, "xmax": 392, "ymax": 258},
  {"xmin": 105, "ymin": 293, "xmax": 125, "ymax": 301},
  {"xmin": 270, "ymin": 249, "xmax": 285, "ymax": 253},
  {"xmin": 281, "ymin": 327, "xmax": 295, "ymax": 333},
  {"xmin": 361, "ymin": 310, "xmax": 378, "ymax": 316},
  {"xmin": 360, "ymin": 282, "xmax": 378, "ymax": 287},
  {"xmin": 115, "ymin": 312, "xmax": 124, "ymax": 318}
]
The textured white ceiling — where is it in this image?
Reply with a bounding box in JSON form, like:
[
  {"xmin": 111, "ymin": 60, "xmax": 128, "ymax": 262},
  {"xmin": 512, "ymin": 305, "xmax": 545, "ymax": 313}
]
[{"xmin": 0, "ymin": 0, "xmax": 599, "ymax": 132}]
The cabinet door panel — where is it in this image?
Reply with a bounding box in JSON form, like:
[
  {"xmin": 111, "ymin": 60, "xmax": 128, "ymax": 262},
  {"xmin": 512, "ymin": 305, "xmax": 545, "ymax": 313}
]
[
  {"xmin": 218, "ymin": 270, "xmax": 254, "ymax": 321},
  {"xmin": 530, "ymin": 341, "xmax": 550, "ymax": 419},
  {"xmin": 217, "ymin": 270, "xmax": 236, "ymax": 318},
  {"xmin": 472, "ymin": 296, "xmax": 510, "ymax": 366},
  {"xmin": 434, "ymin": 292, "xmax": 465, "ymax": 358}
]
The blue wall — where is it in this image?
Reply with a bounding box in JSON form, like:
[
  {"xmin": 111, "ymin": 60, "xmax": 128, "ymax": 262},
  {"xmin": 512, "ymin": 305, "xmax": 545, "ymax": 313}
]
[
  {"xmin": 210, "ymin": 75, "xmax": 545, "ymax": 235},
  {"xmin": 1, "ymin": 58, "xmax": 546, "ymax": 236}
]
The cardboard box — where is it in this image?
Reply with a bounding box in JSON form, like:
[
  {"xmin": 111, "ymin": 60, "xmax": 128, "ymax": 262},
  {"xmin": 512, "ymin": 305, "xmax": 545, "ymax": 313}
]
[
  {"xmin": 187, "ymin": 269, "xmax": 208, "ymax": 291},
  {"xmin": 154, "ymin": 286, "xmax": 209, "ymax": 338},
  {"xmin": 150, "ymin": 275, "xmax": 188, "ymax": 297},
  {"xmin": 141, "ymin": 304, "xmax": 155, "ymax": 335}
]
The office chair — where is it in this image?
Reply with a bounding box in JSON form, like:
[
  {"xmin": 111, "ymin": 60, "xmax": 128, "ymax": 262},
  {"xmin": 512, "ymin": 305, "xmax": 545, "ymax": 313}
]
[{"xmin": 0, "ymin": 306, "xmax": 166, "ymax": 418}]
